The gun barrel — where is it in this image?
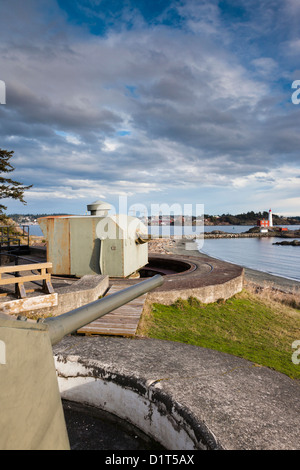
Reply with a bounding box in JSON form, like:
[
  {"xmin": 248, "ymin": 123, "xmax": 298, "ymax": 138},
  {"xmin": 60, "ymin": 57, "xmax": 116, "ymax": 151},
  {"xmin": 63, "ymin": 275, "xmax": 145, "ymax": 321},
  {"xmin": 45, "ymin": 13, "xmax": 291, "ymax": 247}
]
[
  {"xmin": 135, "ymin": 233, "xmax": 152, "ymax": 244},
  {"xmin": 44, "ymin": 274, "xmax": 163, "ymax": 345}
]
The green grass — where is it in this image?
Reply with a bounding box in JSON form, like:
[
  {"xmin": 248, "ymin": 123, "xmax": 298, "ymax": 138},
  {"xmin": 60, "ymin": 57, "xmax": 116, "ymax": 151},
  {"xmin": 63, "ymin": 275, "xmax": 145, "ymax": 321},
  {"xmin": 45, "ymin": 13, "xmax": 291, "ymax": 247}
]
[{"xmin": 138, "ymin": 291, "xmax": 300, "ymax": 380}]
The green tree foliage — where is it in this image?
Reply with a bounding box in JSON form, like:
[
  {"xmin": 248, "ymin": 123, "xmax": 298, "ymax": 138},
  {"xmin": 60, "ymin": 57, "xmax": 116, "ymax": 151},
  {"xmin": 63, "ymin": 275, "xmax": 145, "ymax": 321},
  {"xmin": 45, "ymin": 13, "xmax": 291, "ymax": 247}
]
[
  {"xmin": 206, "ymin": 211, "xmax": 298, "ymax": 225},
  {"xmin": 0, "ymin": 149, "xmax": 32, "ymax": 220}
]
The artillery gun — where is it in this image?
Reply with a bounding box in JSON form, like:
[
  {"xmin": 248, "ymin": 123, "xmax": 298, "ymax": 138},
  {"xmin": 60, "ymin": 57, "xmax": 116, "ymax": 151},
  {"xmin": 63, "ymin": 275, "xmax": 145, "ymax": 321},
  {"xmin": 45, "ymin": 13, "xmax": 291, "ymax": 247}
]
[
  {"xmin": 0, "ymin": 274, "xmax": 163, "ymax": 450},
  {"xmin": 38, "ymin": 200, "xmax": 151, "ymax": 278}
]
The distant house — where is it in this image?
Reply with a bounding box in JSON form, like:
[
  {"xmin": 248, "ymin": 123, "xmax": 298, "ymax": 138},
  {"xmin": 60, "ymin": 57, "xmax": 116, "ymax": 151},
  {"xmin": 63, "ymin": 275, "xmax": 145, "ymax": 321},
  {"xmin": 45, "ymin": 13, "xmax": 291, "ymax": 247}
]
[{"xmin": 257, "ymin": 219, "xmax": 269, "ymax": 227}]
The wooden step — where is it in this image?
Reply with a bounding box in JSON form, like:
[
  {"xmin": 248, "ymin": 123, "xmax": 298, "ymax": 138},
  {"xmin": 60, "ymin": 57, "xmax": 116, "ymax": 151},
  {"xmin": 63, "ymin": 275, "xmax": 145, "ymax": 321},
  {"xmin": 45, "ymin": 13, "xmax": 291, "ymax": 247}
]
[{"xmin": 77, "ymin": 283, "xmax": 146, "ymax": 337}]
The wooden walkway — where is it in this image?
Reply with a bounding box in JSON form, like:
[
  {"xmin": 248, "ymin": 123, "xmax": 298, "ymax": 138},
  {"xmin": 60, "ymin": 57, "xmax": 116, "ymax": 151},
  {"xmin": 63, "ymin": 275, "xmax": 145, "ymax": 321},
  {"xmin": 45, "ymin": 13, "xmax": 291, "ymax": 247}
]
[{"xmin": 77, "ymin": 283, "xmax": 147, "ymax": 337}]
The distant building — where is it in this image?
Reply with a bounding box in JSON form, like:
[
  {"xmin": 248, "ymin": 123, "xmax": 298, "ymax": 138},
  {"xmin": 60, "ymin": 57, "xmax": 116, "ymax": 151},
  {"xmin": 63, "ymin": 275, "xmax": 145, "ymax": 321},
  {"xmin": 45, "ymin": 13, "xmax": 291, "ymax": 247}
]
[
  {"xmin": 268, "ymin": 209, "xmax": 273, "ymax": 227},
  {"xmin": 257, "ymin": 219, "xmax": 269, "ymax": 227},
  {"xmin": 257, "ymin": 208, "xmax": 273, "ymax": 230}
]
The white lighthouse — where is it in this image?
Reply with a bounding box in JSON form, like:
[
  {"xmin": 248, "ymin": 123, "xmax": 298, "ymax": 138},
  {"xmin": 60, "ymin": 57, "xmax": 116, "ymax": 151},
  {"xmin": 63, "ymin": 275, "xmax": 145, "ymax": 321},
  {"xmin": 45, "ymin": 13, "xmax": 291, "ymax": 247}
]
[{"xmin": 268, "ymin": 209, "xmax": 273, "ymax": 227}]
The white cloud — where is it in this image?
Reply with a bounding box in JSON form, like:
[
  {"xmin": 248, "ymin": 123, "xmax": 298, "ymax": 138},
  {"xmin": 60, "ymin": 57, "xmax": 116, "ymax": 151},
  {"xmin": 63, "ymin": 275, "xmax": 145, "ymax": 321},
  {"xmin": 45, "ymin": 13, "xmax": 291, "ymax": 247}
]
[{"xmin": 251, "ymin": 57, "xmax": 278, "ymax": 77}]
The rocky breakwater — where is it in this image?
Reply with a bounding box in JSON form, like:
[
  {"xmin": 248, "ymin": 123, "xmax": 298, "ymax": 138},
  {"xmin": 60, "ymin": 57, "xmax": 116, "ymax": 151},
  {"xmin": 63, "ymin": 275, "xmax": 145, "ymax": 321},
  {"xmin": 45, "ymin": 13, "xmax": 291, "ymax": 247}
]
[
  {"xmin": 273, "ymin": 240, "xmax": 300, "ymax": 246},
  {"xmin": 146, "ymin": 228, "xmax": 300, "ymax": 249},
  {"xmin": 204, "ymin": 227, "xmax": 300, "ymax": 239}
]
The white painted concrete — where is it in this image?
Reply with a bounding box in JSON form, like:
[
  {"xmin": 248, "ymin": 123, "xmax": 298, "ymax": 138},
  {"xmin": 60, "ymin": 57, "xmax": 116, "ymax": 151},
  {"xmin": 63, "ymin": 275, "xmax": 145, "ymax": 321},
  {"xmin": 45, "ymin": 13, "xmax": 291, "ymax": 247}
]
[{"xmin": 55, "ymin": 357, "xmax": 203, "ymax": 450}]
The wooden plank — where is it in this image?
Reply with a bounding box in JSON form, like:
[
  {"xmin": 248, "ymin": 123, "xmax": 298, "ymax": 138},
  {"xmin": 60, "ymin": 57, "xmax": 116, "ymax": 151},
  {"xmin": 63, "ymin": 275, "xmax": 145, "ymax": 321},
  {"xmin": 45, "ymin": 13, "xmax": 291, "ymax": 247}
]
[
  {"xmin": 0, "ymin": 273, "xmax": 52, "ymax": 286},
  {"xmin": 0, "ymin": 262, "xmax": 54, "ymax": 298},
  {"xmin": 0, "ymin": 262, "xmax": 52, "ymax": 274},
  {"xmin": 79, "ymin": 325, "xmax": 137, "ymax": 335},
  {"xmin": 43, "ymin": 279, "xmax": 54, "ymax": 294},
  {"xmin": 16, "ymin": 282, "xmax": 26, "ymax": 299},
  {"xmin": 80, "ymin": 322, "xmax": 137, "ymax": 330},
  {"xmin": 88, "ymin": 318, "xmax": 139, "ymax": 326},
  {"xmin": 77, "ymin": 284, "xmax": 146, "ymax": 337}
]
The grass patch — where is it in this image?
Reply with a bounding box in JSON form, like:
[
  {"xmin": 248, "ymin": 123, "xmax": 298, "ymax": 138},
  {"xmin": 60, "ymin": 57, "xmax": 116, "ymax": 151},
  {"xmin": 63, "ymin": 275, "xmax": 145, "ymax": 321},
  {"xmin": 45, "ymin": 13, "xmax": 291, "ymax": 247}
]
[{"xmin": 137, "ymin": 289, "xmax": 300, "ymax": 380}]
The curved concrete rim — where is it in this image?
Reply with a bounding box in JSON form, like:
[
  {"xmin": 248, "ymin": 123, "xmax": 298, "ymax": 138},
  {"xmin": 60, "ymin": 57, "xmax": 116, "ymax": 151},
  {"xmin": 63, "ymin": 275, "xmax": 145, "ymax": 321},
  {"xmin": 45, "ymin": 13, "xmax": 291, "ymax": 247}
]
[
  {"xmin": 141, "ymin": 253, "xmax": 244, "ymax": 305},
  {"xmin": 145, "ymin": 255, "xmax": 200, "ymax": 276},
  {"xmin": 54, "ymin": 335, "xmax": 300, "ymax": 450},
  {"xmin": 109, "ymin": 253, "xmax": 244, "ymax": 305},
  {"xmin": 147, "ymin": 253, "xmax": 243, "ymax": 283}
]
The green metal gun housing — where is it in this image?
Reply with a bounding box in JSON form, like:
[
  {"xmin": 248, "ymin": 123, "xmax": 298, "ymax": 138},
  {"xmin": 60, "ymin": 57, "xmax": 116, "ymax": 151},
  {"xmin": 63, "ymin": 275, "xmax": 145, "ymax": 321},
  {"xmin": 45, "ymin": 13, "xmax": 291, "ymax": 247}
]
[{"xmin": 0, "ymin": 274, "xmax": 164, "ymax": 450}]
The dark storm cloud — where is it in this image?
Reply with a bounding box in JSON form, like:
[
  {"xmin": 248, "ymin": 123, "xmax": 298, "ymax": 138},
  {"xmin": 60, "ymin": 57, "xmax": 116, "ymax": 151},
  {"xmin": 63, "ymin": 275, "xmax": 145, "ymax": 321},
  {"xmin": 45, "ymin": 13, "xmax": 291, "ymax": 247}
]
[{"xmin": 5, "ymin": 83, "xmax": 122, "ymax": 134}]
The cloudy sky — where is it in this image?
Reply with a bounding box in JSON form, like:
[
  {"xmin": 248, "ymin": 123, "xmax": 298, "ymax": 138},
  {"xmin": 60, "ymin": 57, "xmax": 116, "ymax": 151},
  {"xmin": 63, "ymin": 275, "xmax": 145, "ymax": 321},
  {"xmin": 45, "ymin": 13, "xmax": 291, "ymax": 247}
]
[{"xmin": 0, "ymin": 0, "xmax": 299, "ymax": 217}]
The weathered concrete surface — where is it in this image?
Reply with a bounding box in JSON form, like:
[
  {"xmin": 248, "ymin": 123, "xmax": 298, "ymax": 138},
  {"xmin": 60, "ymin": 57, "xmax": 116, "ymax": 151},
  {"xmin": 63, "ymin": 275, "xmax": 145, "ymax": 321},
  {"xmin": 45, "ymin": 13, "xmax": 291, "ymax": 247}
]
[
  {"xmin": 54, "ymin": 335, "xmax": 300, "ymax": 450},
  {"xmin": 52, "ymin": 275, "xmax": 109, "ymax": 316},
  {"xmin": 145, "ymin": 252, "xmax": 244, "ymax": 305},
  {"xmin": 0, "ymin": 293, "xmax": 58, "ymax": 316}
]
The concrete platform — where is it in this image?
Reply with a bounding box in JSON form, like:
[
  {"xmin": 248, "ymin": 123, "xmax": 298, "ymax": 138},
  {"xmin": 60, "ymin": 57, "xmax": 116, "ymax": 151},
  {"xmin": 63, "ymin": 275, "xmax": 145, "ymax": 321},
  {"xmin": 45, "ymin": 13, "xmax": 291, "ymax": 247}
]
[
  {"xmin": 146, "ymin": 252, "xmax": 244, "ymax": 304},
  {"xmin": 54, "ymin": 335, "xmax": 300, "ymax": 450}
]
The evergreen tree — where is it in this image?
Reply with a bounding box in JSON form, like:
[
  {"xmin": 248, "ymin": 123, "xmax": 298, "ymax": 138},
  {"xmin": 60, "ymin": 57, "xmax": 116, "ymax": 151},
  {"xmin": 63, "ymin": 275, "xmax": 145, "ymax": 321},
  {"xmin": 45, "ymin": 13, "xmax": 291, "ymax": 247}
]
[{"xmin": 0, "ymin": 149, "xmax": 32, "ymax": 220}]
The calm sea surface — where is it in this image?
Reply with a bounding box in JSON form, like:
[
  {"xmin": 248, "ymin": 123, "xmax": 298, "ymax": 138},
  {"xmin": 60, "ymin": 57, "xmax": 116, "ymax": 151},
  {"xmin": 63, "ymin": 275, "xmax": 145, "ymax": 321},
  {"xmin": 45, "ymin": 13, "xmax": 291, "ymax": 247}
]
[
  {"xmin": 199, "ymin": 236, "xmax": 300, "ymax": 282},
  {"xmin": 26, "ymin": 223, "xmax": 300, "ymax": 282}
]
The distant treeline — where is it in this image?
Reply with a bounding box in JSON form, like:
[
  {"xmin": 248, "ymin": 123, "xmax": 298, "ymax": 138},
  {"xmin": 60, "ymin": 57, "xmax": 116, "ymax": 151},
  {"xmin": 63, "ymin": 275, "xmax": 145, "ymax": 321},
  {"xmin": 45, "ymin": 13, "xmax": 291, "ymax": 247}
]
[
  {"xmin": 6, "ymin": 211, "xmax": 300, "ymax": 226},
  {"xmin": 7, "ymin": 213, "xmax": 66, "ymax": 222},
  {"xmin": 205, "ymin": 211, "xmax": 300, "ymax": 225}
]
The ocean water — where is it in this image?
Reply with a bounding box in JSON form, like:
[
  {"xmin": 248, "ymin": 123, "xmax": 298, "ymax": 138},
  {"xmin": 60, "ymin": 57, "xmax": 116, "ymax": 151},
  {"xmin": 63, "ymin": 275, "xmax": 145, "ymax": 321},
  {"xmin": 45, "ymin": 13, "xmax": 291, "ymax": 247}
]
[
  {"xmin": 199, "ymin": 232, "xmax": 300, "ymax": 282},
  {"xmin": 24, "ymin": 224, "xmax": 44, "ymax": 236}
]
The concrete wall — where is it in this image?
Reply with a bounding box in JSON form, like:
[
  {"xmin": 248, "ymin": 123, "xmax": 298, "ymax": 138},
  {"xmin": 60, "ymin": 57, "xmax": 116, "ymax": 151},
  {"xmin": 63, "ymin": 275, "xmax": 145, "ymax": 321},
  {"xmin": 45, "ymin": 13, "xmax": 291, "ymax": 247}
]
[
  {"xmin": 52, "ymin": 275, "xmax": 109, "ymax": 316},
  {"xmin": 147, "ymin": 271, "xmax": 244, "ymax": 305}
]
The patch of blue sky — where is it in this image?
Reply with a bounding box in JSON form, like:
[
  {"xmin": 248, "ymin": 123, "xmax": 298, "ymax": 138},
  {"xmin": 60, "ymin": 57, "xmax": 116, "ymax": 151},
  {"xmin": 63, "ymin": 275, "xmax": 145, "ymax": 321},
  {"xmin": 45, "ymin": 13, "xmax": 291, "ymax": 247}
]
[
  {"xmin": 125, "ymin": 85, "xmax": 139, "ymax": 98},
  {"xmin": 218, "ymin": 0, "xmax": 248, "ymax": 22},
  {"xmin": 116, "ymin": 130, "xmax": 131, "ymax": 136},
  {"xmin": 57, "ymin": 0, "xmax": 109, "ymax": 35},
  {"xmin": 57, "ymin": 0, "xmax": 183, "ymax": 35},
  {"xmin": 136, "ymin": 0, "xmax": 183, "ymax": 27},
  {"xmin": 54, "ymin": 130, "xmax": 81, "ymax": 145},
  {"xmin": 55, "ymin": 130, "xmax": 68, "ymax": 137}
]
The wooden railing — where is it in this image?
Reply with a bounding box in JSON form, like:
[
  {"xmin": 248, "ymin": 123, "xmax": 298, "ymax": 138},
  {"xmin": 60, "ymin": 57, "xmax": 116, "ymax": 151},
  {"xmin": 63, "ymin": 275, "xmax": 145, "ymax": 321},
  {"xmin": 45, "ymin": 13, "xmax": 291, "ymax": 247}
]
[
  {"xmin": 0, "ymin": 225, "xmax": 30, "ymax": 252},
  {"xmin": 0, "ymin": 262, "xmax": 54, "ymax": 299}
]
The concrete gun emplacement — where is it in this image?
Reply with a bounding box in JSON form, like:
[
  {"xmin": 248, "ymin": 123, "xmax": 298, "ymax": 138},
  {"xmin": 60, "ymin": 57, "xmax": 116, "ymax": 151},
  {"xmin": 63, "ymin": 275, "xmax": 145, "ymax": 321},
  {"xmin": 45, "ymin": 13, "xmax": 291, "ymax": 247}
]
[{"xmin": 0, "ymin": 274, "xmax": 163, "ymax": 450}]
